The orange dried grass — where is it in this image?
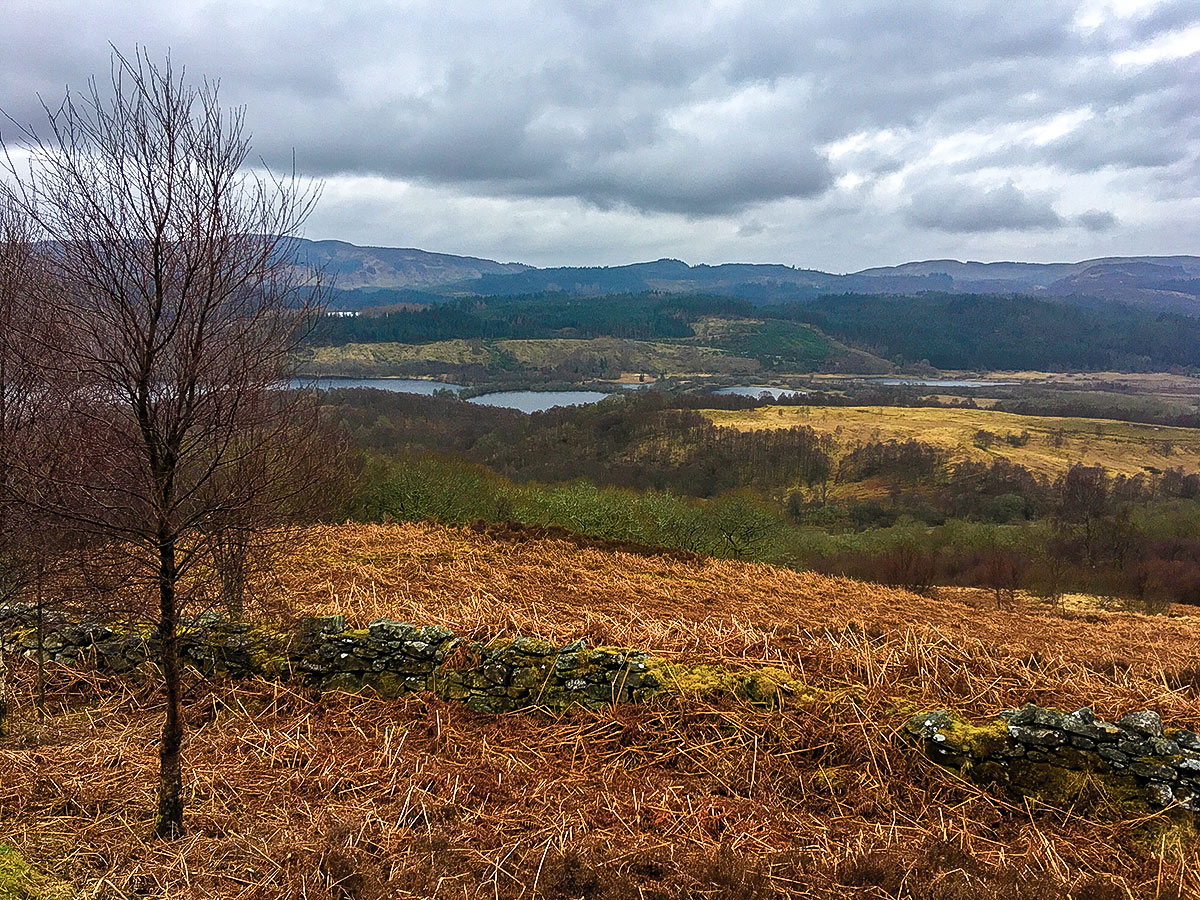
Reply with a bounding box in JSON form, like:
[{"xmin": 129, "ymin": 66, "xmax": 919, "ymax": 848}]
[
  {"xmin": 279, "ymin": 523, "xmax": 1200, "ymax": 724},
  {"xmin": 1, "ymin": 521, "xmax": 1199, "ymax": 898}
]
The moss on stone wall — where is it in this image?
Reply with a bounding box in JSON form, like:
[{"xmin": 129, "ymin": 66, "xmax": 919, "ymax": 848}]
[
  {"xmin": 0, "ymin": 606, "xmax": 805, "ymax": 716},
  {"xmin": 640, "ymin": 661, "xmax": 807, "ymax": 706},
  {"xmin": 905, "ymin": 705, "xmax": 1200, "ymax": 849}
]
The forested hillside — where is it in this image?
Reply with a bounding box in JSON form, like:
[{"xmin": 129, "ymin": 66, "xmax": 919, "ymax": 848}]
[
  {"xmin": 779, "ymin": 294, "xmax": 1200, "ymax": 370},
  {"xmin": 301, "ymin": 239, "xmax": 1200, "ymax": 313},
  {"xmin": 311, "ymin": 290, "xmax": 1200, "ymax": 373}
]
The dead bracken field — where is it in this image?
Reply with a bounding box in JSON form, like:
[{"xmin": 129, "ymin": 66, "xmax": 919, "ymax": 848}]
[{"xmin": 4, "ymin": 522, "xmax": 1200, "ymax": 899}]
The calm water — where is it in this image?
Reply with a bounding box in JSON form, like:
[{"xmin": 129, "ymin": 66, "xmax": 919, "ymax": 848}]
[
  {"xmin": 295, "ymin": 377, "xmax": 615, "ymax": 412},
  {"xmin": 467, "ymin": 390, "xmax": 610, "ymax": 413},
  {"xmin": 293, "ymin": 376, "xmax": 465, "ymax": 394},
  {"xmin": 869, "ymin": 378, "xmax": 1019, "ymax": 388},
  {"xmin": 714, "ymin": 385, "xmax": 807, "ymax": 399}
]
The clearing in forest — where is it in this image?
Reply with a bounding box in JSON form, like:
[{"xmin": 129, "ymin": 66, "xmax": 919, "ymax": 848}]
[{"xmin": 704, "ymin": 403, "xmax": 1200, "ymax": 479}]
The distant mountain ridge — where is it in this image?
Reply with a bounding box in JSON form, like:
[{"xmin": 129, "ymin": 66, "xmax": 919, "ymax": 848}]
[
  {"xmin": 294, "ymin": 239, "xmax": 530, "ymax": 289},
  {"xmin": 294, "ymin": 239, "xmax": 1200, "ymax": 313}
]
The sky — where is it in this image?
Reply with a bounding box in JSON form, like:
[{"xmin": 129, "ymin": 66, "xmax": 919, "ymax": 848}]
[{"xmin": 2, "ymin": 0, "xmax": 1198, "ymax": 271}]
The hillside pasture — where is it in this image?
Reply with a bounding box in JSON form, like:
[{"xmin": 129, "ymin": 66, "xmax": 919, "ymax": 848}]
[
  {"xmin": 296, "ymin": 337, "xmax": 762, "ymax": 378},
  {"xmin": 3, "ymin": 523, "xmax": 1200, "ymax": 897},
  {"xmin": 704, "ymin": 404, "xmax": 1200, "ymax": 479},
  {"xmin": 492, "ymin": 337, "xmax": 758, "ymax": 376}
]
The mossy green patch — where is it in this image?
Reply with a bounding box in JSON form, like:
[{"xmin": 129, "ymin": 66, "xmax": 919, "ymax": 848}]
[
  {"xmin": 812, "ymin": 766, "xmax": 846, "ymax": 794},
  {"xmin": 241, "ymin": 625, "xmax": 293, "ymax": 676},
  {"xmin": 0, "ymin": 844, "xmax": 70, "ymax": 899},
  {"xmin": 1134, "ymin": 811, "xmax": 1199, "ymax": 854},
  {"xmin": 932, "ymin": 712, "xmax": 1011, "ymax": 759},
  {"xmin": 1009, "ymin": 760, "xmax": 1141, "ymax": 810},
  {"xmin": 320, "ymin": 673, "xmax": 365, "ymax": 694},
  {"xmin": 644, "ymin": 661, "xmax": 806, "ymax": 707},
  {"xmin": 361, "ymin": 673, "xmax": 411, "ymax": 699},
  {"xmin": 883, "ymin": 698, "xmax": 927, "ymax": 722},
  {"xmin": 245, "ymin": 649, "xmax": 291, "ymax": 677}
]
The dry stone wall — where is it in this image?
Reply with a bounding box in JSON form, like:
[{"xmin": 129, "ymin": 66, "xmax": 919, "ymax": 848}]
[
  {"xmin": 8, "ymin": 599, "xmax": 1200, "ymax": 889},
  {"xmin": 0, "ymin": 606, "xmax": 791, "ymax": 712},
  {"xmin": 10, "ymin": 604, "xmax": 1194, "ymax": 826},
  {"xmin": 906, "ymin": 704, "xmax": 1200, "ymax": 813}
]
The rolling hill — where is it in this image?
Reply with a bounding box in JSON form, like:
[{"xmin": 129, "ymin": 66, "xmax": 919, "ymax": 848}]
[
  {"xmin": 294, "ymin": 238, "xmax": 1200, "ymax": 313},
  {"xmin": 291, "ymin": 239, "xmax": 530, "ymax": 290}
]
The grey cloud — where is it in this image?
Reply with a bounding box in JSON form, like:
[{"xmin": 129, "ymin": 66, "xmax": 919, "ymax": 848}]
[
  {"xmin": 0, "ymin": 0, "xmax": 1196, "ymax": 255},
  {"xmin": 906, "ymin": 181, "xmax": 1064, "ymax": 233},
  {"xmin": 1075, "ymin": 210, "xmax": 1119, "ymax": 232},
  {"xmin": 561, "ymin": 140, "xmax": 832, "ymax": 216},
  {"xmin": 738, "ymin": 220, "xmax": 766, "ymax": 238}
]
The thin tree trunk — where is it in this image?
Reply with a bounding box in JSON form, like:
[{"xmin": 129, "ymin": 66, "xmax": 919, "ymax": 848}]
[
  {"xmin": 0, "ymin": 646, "xmax": 8, "ymax": 739},
  {"xmin": 35, "ymin": 566, "xmax": 45, "ymax": 718},
  {"xmin": 154, "ymin": 535, "xmax": 185, "ymax": 839}
]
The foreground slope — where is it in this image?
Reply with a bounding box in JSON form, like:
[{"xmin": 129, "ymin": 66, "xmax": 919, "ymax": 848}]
[{"xmin": 3, "ymin": 522, "xmax": 1200, "ymax": 898}]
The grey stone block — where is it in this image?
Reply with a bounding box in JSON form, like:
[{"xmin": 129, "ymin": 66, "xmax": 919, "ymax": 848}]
[{"xmin": 1118, "ymin": 710, "xmax": 1164, "ymax": 738}]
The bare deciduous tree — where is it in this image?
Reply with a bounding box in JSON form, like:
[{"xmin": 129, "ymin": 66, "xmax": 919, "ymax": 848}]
[{"xmin": 3, "ymin": 49, "xmax": 325, "ymax": 838}]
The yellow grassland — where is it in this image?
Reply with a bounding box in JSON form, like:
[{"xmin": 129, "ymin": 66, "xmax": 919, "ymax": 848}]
[
  {"xmin": 491, "ymin": 337, "xmax": 757, "ymax": 375},
  {"xmin": 704, "ymin": 404, "xmax": 1200, "ymax": 478},
  {"xmin": 297, "ymin": 336, "xmax": 761, "ymax": 376}
]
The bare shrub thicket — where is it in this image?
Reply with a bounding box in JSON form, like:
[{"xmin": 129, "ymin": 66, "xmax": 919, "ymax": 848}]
[{"xmin": 0, "ymin": 195, "xmax": 86, "ymax": 716}]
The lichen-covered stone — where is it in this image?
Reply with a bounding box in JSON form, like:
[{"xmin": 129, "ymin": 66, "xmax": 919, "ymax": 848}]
[
  {"xmin": 1117, "ymin": 739, "xmax": 1155, "ymax": 758},
  {"xmin": 1098, "ymin": 746, "xmax": 1130, "ymax": 767},
  {"xmin": 1131, "ymin": 759, "xmax": 1178, "ymax": 782},
  {"xmin": 1119, "ymin": 710, "xmax": 1164, "ymax": 738},
  {"xmin": 554, "ymin": 653, "xmax": 581, "ymax": 673},
  {"xmin": 1175, "ymin": 730, "xmax": 1200, "ymax": 752},
  {"xmin": 368, "ymin": 619, "xmax": 416, "ymax": 641},
  {"xmin": 298, "ymin": 615, "xmax": 346, "ymax": 636},
  {"xmin": 1008, "ymin": 704, "xmax": 1064, "ymax": 729},
  {"xmin": 1146, "ymin": 781, "xmax": 1175, "ymax": 807},
  {"xmin": 1150, "ymin": 737, "xmax": 1182, "ymax": 757},
  {"xmin": 511, "ymin": 635, "xmax": 557, "ymax": 656},
  {"xmin": 1008, "ymin": 725, "xmax": 1067, "ymax": 747},
  {"xmin": 1061, "ymin": 707, "xmax": 1123, "ymax": 742}
]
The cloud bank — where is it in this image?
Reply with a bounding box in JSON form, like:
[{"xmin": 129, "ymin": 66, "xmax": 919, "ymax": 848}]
[{"xmin": 1, "ymin": 0, "xmax": 1197, "ymax": 268}]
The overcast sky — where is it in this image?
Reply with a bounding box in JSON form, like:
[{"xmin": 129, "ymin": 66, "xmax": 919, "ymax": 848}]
[{"xmin": 3, "ymin": 0, "xmax": 1198, "ymax": 270}]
